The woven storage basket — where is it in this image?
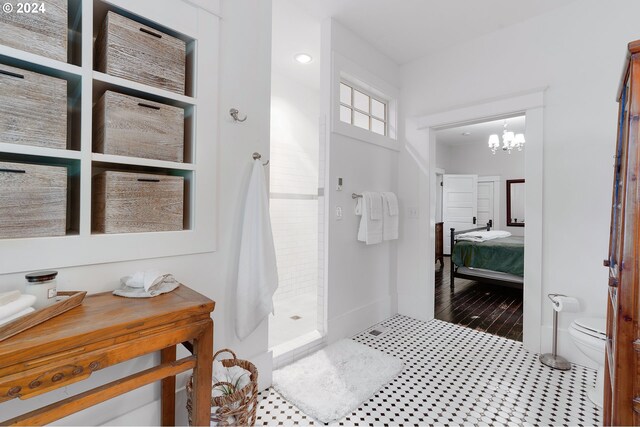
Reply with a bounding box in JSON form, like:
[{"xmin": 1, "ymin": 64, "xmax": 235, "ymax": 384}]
[{"xmin": 186, "ymin": 349, "xmax": 259, "ymax": 426}]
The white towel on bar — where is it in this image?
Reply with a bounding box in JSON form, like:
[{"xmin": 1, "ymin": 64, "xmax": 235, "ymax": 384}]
[
  {"xmin": 0, "ymin": 294, "xmax": 36, "ymax": 321},
  {"xmin": 382, "ymin": 192, "xmax": 399, "ymax": 240},
  {"xmin": 357, "ymin": 192, "xmax": 383, "ymax": 245},
  {"xmin": 0, "ymin": 307, "xmax": 35, "ymax": 326},
  {"xmin": 236, "ymin": 159, "xmax": 279, "ymax": 340},
  {"xmin": 367, "ymin": 192, "xmax": 383, "ymax": 220},
  {"xmin": 382, "ymin": 191, "xmax": 399, "ymax": 216}
]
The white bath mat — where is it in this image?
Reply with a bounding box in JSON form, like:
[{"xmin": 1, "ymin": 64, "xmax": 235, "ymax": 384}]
[{"xmin": 272, "ymin": 339, "xmax": 404, "ymax": 424}]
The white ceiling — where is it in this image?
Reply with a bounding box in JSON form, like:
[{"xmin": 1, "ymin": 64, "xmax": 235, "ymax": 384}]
[
  {"xmin": 436, "ymin": 115, "xmax": 526, "ymax": 147},
  {"xmin": 271, "ymin": 0, "xmax": 321, "ymax": 90},
  {"xmin": 271, "ymin": 0, "xmax": 575, "ymax": 91},
  {"xmin": 289, "ymin": 0, "xmax": 575, "ymax": 65}
]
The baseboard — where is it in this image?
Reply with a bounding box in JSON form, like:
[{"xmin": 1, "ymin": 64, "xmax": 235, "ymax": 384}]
[{"xmin": 327, "ymin": 295, "xmax": 393, "ymax": 344}]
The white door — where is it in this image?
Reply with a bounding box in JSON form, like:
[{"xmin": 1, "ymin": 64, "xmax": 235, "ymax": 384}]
[
  {"xmin": 443, "ymin": 174, "xmax": 478, "ymax": 254},
  {"xmin": 477, "ymin": 182, "xmax": 494, "ymax": 228}
]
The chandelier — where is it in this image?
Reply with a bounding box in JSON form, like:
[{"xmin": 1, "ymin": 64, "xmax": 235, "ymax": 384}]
[{"xmin": 488, "ymin": 120, "xmax": 525, "ymax": 154}]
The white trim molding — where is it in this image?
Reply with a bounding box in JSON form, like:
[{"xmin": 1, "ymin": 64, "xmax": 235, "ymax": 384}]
[
  {"xmin": 330, "ymin": 52, "xmax": 400, "ymax": 152},
  {"xmin": 398, "ymin": 89, "xmax": 545, "ymax": 354}
]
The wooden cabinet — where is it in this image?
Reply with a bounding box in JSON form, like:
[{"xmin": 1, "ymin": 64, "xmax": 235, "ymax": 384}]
[
  {"xmin": 604, "ymin": 39, "xmax": 640, "ymax": 426},
  {"xmin": 435, "ymin": 222, "xmax": 444, "ymax": 267}
]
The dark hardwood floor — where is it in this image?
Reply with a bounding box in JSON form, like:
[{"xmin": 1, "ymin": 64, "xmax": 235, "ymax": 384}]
[{"xmin": 435, "ymin": 257, "xmax": 523, "ymax": 341}]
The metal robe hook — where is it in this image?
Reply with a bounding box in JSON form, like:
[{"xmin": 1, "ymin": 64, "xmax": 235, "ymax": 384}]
[
  {"xmin": 230, "ymin": 108, "xmax": 247, "ymax": 122},
  {"xmin": 252, "ymin": 152, "xmax": 269, "ymax": 166}
]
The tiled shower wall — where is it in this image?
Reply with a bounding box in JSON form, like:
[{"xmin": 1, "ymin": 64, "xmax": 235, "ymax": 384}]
[
  {"xmin": 270, "ymin": 74, "xmax": 320, "ymax": 303},
  {"xmin": 269, "ymin": 199, "xmax": 318, "ymax": 298}
]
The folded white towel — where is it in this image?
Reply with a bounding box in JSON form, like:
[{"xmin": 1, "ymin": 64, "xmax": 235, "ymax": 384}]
[
  {"xmin": 381, "ymin": 192, "xmax": 399, "ymax": 241},
  {"xmin": 0, "ymin": 307, "xmax": 35, "ymax": 326},
  {"xmin": 113, "ymin": 280, "xmax": 179, "ymax": 298},
  {"xmin": 357, "ymin": 193, "xmax": 383, "ymax": 245},
  {"xmin": 120, "ymin": 271, "xmax": 173, "ymax": 292},
  {"xmin": 382, "ymin": 192, "xmax": 399, "ymax": 216},
  {"xmin": 236, "ymin": 159, "xmax": 279, "ymax": 340},
  {"xmin": 0, "ymin": 294, "xmax": 36, "ymax": 321},
  {"xmin": 0, "ymin": 307, "xmax": 34, "ymax": 326},
  {"xmin": 457, "ymin": 230, "xmax": 511, "ymax": 242},
  {"xmin": 0, "ymin": 290, "xmax": 21, "ymax": 307},
  {"xmin": 366, "ymin": 192, "xmax": 383, "ymax": 220}
]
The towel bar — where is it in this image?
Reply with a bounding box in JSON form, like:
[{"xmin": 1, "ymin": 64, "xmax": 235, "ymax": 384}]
[{"xmin": 352, "ymin": 193, "xmax": 362, "ymax": 199}]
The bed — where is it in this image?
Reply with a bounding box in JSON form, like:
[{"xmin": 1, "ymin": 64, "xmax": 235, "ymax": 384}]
[{"xmin": 449, "ymin": 224, "xmax": 524, "ymax": 289}]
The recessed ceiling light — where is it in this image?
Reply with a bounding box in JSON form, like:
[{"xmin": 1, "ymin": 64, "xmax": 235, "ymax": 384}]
[
  {"xmin": 461, "ymin": 132, "xmax": 471, "ymax": 136},
  {"xmin": 294, "ymin": 53, "xmax": 313, "ymax": 64}
]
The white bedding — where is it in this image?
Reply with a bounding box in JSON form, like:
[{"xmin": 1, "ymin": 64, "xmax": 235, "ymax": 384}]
[{"xmin": 456, "ymin": 230, "xmax": 511, "ymax": 242}]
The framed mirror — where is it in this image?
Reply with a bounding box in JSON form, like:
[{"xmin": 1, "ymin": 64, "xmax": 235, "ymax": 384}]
[{"xmin": 507, "ymin": 179, "xmax": 525, "ymax": 227}]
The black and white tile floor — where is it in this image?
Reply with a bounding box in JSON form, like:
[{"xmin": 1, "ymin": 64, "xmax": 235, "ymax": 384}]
[{"xmin": 256, "ymin": 315, "xmax": 601, "ymax": 426}]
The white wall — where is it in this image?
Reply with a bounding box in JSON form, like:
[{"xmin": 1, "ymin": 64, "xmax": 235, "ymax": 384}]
[
  {"xmin": 322, "ymin": 20, "xmax": 400, "ymax": 342},
  {"xmin": 0, "ymin": 0, "xmax": 273, "ymax": 424},
  {"xmin": 270, "ymin": 72, "xmax": 320, "ymax": 299},
  {"xmin": 443, "ymin": 141, "xmax": 525, "ymax": 235},
  {"xmin": 400, "ymin": 0, "xmax": 640, "ymax": 366},
  {"xmin": 435, "ymin": 142, "xmax": 450, "ymax": 171}
]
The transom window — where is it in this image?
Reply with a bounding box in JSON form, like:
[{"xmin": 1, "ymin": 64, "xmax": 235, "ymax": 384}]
[{"xmin": 339, "ymin": 82, "xmax": 387, "ymax": 136}]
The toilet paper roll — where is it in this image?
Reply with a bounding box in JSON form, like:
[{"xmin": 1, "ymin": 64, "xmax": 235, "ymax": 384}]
[{"xmin": 552, "ymin": 295, "xmax": 580, "ymax": 313}]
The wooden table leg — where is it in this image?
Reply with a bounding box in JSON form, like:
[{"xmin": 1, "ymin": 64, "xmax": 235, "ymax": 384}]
[
  {"xmin": 192, "ymin": 319, "xmax": 213, "ymax": 426},
  {"xmin": 161, "ymin": 345, "xmax": 177, "ymax": 426}
]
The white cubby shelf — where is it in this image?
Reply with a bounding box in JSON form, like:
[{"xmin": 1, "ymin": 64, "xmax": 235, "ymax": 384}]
[{"xmin": 0, "ymin": 0, "xmax": 219, "ymax": 274}]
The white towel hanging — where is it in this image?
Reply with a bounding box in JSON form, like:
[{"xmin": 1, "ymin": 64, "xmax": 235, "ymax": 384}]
[
  {"xmin": 357, "ymin": 192, "xmax": 383, "ymax": 245},
  {"xmin": 235, "ymin": 159, "xmax": 279, "ymax": 340},
  {"xmin": 382, "ymin": 192, "xmax": 399, "ymax": 240}
]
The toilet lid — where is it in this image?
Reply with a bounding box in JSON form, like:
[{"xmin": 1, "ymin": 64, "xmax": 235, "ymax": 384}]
[{"xmin": 574, "ymin": 317, "xmax": 606, "ymax": 338}]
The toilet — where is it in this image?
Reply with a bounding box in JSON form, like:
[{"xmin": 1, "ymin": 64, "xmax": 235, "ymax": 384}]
[{"xmin": 568, "ymin": 317, "xmax": 607, "ymax": 408}]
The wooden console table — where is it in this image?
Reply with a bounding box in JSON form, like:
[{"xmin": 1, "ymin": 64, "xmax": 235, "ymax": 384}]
[{"xmin": 0, "ymin": 285, "xmax": 215, "ymax": 426}]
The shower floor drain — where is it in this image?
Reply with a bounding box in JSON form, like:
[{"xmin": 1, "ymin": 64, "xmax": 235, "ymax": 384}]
[
  {"xmin": 367, "ymin": 325, "xmax": 390, "ymax": 337},
  {"xmin": 290, "ymin": 315, "xmax": 302, "ymax": 320}
]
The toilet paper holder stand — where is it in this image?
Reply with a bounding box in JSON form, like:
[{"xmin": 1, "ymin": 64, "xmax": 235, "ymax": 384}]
[{"xmin": 539, "ymin": 293, "xmax": 572, "ymax": 371}]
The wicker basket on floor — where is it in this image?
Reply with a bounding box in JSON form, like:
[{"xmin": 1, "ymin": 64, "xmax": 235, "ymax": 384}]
[{"xmin": 186, "ymin": 349, "xmax": 259, "ymax": 426}]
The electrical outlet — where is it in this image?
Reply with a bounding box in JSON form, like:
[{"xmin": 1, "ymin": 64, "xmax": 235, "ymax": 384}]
[
  {"xmin": 408, "ymin": 207, "xmax": 419, "ymax": 219},
  {"xmin": 336, "ymin": 206, "xmax": 343, "ymax": 220}
]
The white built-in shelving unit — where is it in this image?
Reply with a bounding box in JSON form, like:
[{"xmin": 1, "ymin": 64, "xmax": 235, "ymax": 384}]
[{"xmin": 0, "ymin": 0, "xmax": 219, "ymax": 274}]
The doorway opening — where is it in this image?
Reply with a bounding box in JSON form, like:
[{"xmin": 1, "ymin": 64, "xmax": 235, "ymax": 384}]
[
  {"xmin": 268, "ymin": 0, "xmax": 324, "ymax": 354},
  {"xmin": 434, "ymin": 115, "xmax": 525, "ymax": 341}
]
